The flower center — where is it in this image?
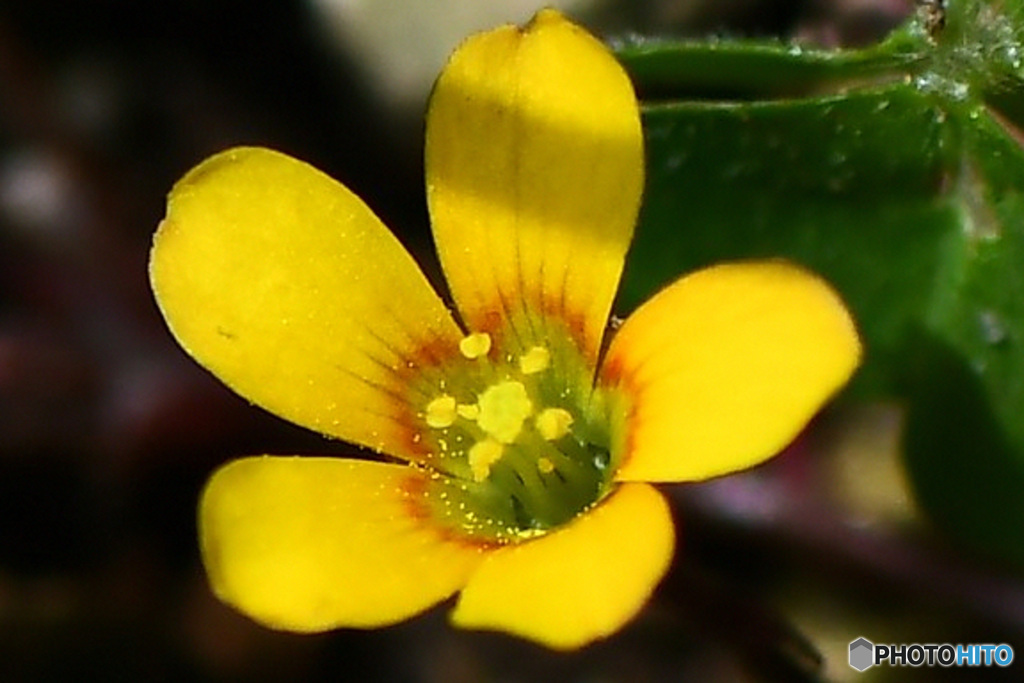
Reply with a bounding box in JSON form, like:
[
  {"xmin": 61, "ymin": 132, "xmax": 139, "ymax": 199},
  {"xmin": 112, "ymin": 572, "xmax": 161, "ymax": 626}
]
[{"xmin": 408, "ymin": 319, "xmax": 614, "ymax": 543}]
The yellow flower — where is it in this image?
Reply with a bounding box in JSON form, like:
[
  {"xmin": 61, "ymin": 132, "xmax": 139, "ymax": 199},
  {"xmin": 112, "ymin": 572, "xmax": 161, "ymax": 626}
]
[{"xmin": 149, "ymin": 10, "xmax": 860, "ymax": 650}]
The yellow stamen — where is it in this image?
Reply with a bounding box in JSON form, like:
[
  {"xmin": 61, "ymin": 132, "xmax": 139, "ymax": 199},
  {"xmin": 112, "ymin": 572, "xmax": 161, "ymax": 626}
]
[
  {"xmin": 459, "ymin": 332, "xmax": 492, "ymax": 359},
  {"xmin": 535, "ymin": 407, "xmax": 574, "ymax": 441},
  {"xmin": 537, "ymin": 456, "xmax": 555, "ymax": 474},
  {"xmin": 457, "ymin": 403, "xmax": 480, "ymax": 420},
  {"xmin": 477, "ymin": 380, "xmax": 533, "ymax": 444},
  {"xmin": 425, "ymin": 394, "xmax": 457, "ymax": 428},
  {"xmin": 519, "ymin": 345, "xmax": 551, "ymax": 374},
  {"xmin": 468, "ymin": 439, "xmax": 504, "ymax": 482}
]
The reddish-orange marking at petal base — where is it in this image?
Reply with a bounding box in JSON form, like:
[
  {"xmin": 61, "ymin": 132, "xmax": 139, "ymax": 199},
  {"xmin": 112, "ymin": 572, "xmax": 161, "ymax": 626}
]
[
  {"xmin": 473, "ymin": 308, "xmax": 506, "ymax": 341},
  {"xmin": 399, "ymin": 471, "xmax": 503, "ymax": 551},
  {"xmin": 537, "ymin": 295, "xmax": 591, "ymax": 357},
  {"xmin": 372, "ymin": 331, "xmax": 466, "ymax": 462},
  {"xmin": 407, "ymin": 331, "xmax": 460, "ymax": 369},
  {"xmin": 472, "ymin": 288, "xmax": 593, "ymax": 362}
]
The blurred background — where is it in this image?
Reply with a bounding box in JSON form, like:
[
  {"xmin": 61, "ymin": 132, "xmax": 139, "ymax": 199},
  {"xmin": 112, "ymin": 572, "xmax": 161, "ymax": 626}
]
[{"xmin": 3, "ymin": 0, "xmax": 1020, "ymax": 680}]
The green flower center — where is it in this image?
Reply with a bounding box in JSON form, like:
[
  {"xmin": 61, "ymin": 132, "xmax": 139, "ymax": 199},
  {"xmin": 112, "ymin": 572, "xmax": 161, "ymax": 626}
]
[{"xmin": 408, "ymin": 318, "xmax": 615, "ymax": 543}]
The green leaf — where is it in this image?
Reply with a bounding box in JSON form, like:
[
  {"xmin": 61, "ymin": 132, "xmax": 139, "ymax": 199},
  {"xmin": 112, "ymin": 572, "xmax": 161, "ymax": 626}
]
[
  {"xmin": 903, "ymin": 100, "xmax": 1024, "ymax": 564},
  {"xmin": 617, "ymin": 0, "xmax": 1024, "ymax": 564},
  {"xmin": 615, "ymin": 24, "xmax": 925, "ymax": 101},
  {"xmin": 621, "ymin": 84, "xmax": 961, "ymax": 397}
]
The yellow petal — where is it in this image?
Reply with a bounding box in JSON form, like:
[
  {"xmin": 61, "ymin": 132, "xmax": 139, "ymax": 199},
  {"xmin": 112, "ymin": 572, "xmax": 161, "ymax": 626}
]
[
  {"xmin": 450, "ymin": 483, "xmax": 673, "ymax": 650},
  {"xmin": 150, "ymin": 147, "xmax": 463, "ymax": 459},
  {"xmin": 200, "ymin": 456, "xmax": 486, "ymax": 631},
  {"xmin": 426, "ymin": 9, "xmax": 643, "ymax": 363},
  {"xmin": 603, "ymin": 261, "xmax": 861, "ymax": 482}
]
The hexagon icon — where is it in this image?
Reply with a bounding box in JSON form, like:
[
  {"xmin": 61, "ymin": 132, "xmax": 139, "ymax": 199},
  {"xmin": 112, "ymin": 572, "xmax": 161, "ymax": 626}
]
[{"xmin": 849, "ymin": 637, "xmax": 874, "ymax": 671}]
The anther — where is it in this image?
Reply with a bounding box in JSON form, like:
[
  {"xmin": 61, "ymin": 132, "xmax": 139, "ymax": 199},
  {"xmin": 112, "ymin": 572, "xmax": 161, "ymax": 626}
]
[
  {"xmin": 519, "ymin": 346, "xmax": 551, "ymax": 374},
  {"xmin": 535, "ymin": 407, "xmax": 574, "ymax": 441},
  {"xmin": 459, "ymin": 332, "xmax": 492, "ymax": 359},
  {"xmin": 425, "ymin": 395, "xmax": 457, "ymax": 428},
  {"xmin": 468, "ymin": 439, "xmax": 504, "ymax": 482}
]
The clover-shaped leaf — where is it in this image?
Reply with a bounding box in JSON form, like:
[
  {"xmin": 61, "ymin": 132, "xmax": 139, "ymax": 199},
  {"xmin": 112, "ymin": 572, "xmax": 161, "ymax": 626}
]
[{"xmin": 619, "ymin": 0, "xmax": 1024, "ymax": 565}]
